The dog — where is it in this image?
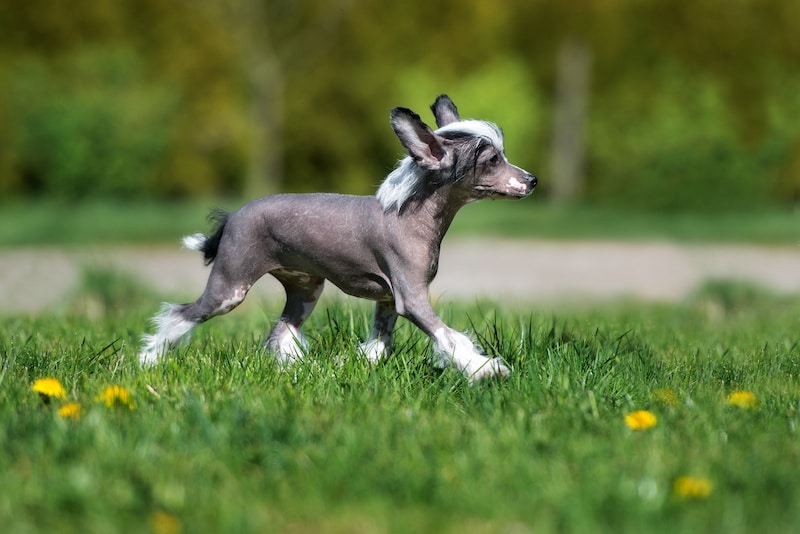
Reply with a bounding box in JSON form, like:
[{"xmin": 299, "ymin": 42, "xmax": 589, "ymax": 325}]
[{"xmin": 139, "ymin": 95, "xmax": 536, "ymax": 383}]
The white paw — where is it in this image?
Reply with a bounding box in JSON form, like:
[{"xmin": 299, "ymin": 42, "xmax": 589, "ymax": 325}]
[
  {"xmin": 266, "ymin": 325, "xmax": 308, "ymax": 369},
  {"xmin": 138, "ymin": 335, "xmax": 167, "ymax": 367},
  {"xmin": 431, "ymin": 327, "xmax": 512, "ymax": 385},
  {"xmin": 271, "ymin": 348, "xmax": 304, "ymax": 369},
  {"xmin": 466, "ymin": 357, "xmax": 511, "ymax": 385},
  {"xmin": 359, "ymin": 339, "xmax": 389, "ymax": 364},
  {"xmin": 139, "ymin": 303, "xmax": 196, "ymax": 367},
  {"xmin": 138, "ymin": 345, "xmax": 160, "ymax": 367}
]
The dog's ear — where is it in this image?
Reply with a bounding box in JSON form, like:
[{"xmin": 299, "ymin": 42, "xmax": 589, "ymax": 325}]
[
  {"xmin": 431, "ymin": 94, "xmax": 460, "ymax": 128},
  {"xmin": 390, "ymin": 107, "xmax": 452, "ymax": 169}
]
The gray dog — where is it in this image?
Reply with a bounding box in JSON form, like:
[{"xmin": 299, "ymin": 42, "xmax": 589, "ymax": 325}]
[{"xmin": 139, "ymin": 95, "xmax": 536, "ymax": 383}]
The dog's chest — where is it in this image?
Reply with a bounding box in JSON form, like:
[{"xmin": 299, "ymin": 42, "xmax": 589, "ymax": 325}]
[{"xmin": 427, "ymin": 255, "xmax": 439, "ymax": 282}]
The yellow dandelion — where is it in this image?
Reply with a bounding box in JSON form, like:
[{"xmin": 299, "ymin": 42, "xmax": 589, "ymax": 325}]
[
  {"xmin": 625, "ymin": 410, "xmax": 657, "ymax": 431},
  {"xmin": 726, "ymin": 390, "xmax": 758, "ymax": 409},
  {"xmin": 673, "ymin": 476, "xmax": 712, "ymax": 499},
  {"xmin": 150, "ymin": 511, "xmax": 182, "ymax": 534},
  {"xmin": 95, "ymin": 385, "xmax": 135, "ymax": 409},
  {"xmin": 652, "ymin": 387, "xmax": 679, "ymax": 406},
  {"xmin": 31, "ymin": 377, "xmax": 67, "ymax": 403},
  {"xmin": 57, "ymin": 402, "xmax": 82, "ymax": 421}
]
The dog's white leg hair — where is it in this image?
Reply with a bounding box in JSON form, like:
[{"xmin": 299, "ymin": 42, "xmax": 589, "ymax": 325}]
[
  {"xmin": 432, "ymin": 327, "xmax": 510, "ymax": 384},
  {"xmin": 358, "ymin": 301, "xmax": 396, "ymax": 364},
  {"xmin": 266, "ymin": 322, "xmax": 309, "ymax": 367},
  {"xmin": 266, "ymin": 277, "xmax": 323, "ymax": 368},
  {"xmin": 139, "ymin": 303, "xmax": 197, "ymax": 366},
  {"xmin": 359, "ymin": 338, "xmax": 389, "ymax": 364}
]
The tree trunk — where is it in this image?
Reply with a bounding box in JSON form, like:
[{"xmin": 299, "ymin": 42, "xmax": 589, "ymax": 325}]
[
  {"xmin": 245, "ymin": 55, "xmax": 284, "ymax": 198},
  {"xmin": 550, "ymin": 38, "xmax": 592, "ymax": 203}
]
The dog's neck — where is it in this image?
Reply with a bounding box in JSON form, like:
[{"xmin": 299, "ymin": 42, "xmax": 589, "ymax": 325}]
[{"xmin": 392, "ymin": 183, "xmax": 468, "ymax": 248}]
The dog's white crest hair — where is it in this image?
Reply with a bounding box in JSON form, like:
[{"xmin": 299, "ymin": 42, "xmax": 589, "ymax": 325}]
[
  {"xmin": 436, "ymin": 120, "xmax": 504, "ymax": 151},
  {"xmin": 377, "ymin": 120, "xmax": 505, "ymax": 212},
  {"xmin": 376, "ymin": 158, "xmax": 419, "ymax": 213}
]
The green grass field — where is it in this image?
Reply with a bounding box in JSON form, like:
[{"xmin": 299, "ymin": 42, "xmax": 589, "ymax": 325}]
[
  {"xmin": 2, "ymin": 198, "xmax": 799, "ymax": 245},
  {"xmin": 2, "ymin": 277, "xmax": 799, "ymax": 533}
]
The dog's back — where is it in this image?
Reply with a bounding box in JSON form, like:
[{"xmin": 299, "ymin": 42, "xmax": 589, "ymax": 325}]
[{"xmin": 208, "ymin": 193, "xmax": 394, "ymax": 300}]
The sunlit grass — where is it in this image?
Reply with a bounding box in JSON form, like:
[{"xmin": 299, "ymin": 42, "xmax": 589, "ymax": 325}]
[
  {"xmin": 452, "ymin": 201, "xmax": 800, "ymax": 243},
  {"xmin": 2, "ymin": 197, "xmax": 799, "ymax": 246},
  {"xmin": 2, "ymin": 287, "xmax": 800, "ymax": 532}
]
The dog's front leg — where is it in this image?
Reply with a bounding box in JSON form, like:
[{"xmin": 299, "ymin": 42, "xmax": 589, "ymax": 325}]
[
  {"xmin": 397, "ymin": 289, "xmax": 510, "ymax": 384},
  {"xmin": 430, "ymin": 326, "xmax": 511, "ymax": 384}
]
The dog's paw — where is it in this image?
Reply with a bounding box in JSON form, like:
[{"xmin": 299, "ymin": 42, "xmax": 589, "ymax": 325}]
[
  {"xmin": 467, "ymin": 357, "xmax": 511, "ymax": 385},
  {"xmin": 138, "ymin": 351, "xmax": 160, "ymax": 367},
  {"xmin": 266, "ymin": 325, "xmax": 308, "ymax": 369},
  {"xmin": 359, "ymin": 339, "xmax": 389, "ymax": 364},
  {"xmin": 138, "ymin": 335, "xmax": 163, "ymax": 367},
  {"xmin": 270, "ymin": 347, "xmax": 305, "ymax": 370}
]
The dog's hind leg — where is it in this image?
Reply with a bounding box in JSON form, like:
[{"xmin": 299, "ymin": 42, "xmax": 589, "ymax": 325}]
[
  {"xmin": 359, "ymin": 300, "xmax": 398, "ymax": 364},
  {"xmin": 138, "ymin": 266, "xmax": 253, "ymax": 366},
  {"xmin": 266, "ymin": 273, "xmax": 325, "ymax": 366},
  {"xmin": 139, "ymin": 303, "xmax": 199, "ymax": 366}
]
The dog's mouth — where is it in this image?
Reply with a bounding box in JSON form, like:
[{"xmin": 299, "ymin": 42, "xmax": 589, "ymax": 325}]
[{"xmin": 474, "ymin": 184, "xmax": 533, "ymax": 199}]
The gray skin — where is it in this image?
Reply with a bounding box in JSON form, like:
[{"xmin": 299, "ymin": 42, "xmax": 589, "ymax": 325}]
[{"xmin": 139, "ymin": 95, "xmax": 536, "ymax": 383}]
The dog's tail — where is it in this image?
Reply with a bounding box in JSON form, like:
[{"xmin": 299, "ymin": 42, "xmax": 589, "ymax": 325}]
[{"xmin": 182, "ymin": 209, "xmax": 230, "ymax": 266}]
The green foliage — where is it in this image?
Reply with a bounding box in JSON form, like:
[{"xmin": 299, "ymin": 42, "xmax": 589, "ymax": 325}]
[
  {"xmin": 4, "ymin": 48, "xmax": 178, "ymax": 198},
  {"xmin": 1, "ymin": 0, "xmax": 799, "ymax": 210},
  {"xmin": 2, "ymin": 296, "xmax": 800, "ymax": 531},
  {"xmin": 588, "ymin": 62, "xmax": 797, "ymax": 211}
]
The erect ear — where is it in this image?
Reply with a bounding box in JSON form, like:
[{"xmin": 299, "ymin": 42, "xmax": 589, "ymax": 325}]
[
  {"xmin": 390, "ymin": 107, "xmax": 452, "ymax": 169},
  {"xmin": 431, "ymin": 94, "xmax": 460, "ymax": 128}
]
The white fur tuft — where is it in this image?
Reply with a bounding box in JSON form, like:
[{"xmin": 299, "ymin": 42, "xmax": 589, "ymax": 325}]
[
  {"xmin": 359, "ymin": 338, "xmax": 390, "ymax": 364},
  {"xmin": 436, "ymin": 120, "xmax": 504, "ymax": 151},
  {"xmin": 138, "ymin": 303, "xmax": 196, "ymax": 366},
  {"xmin": 182, "ymin": 233, "xmax": 206, "ymax": 251},
  {"xmin": 431, "ymin": 327, "xmax": 510, "ymax": 384},
  {"xmin": 266, "ymin": 324, "xmax": 309, "ymax": 368},
  {"xmin": 376, "ymin": 157, "xmax": 421, "ymax": 212}
]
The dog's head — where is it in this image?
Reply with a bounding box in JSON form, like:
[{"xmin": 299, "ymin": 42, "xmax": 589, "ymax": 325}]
[{"xmin": 381, "ymin": 95, "xmax": 536, "ymax": 211}]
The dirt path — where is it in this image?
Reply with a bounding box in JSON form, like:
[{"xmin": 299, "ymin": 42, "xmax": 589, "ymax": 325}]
[{"xmin": 2, "ymin": 239, "xmax": 800, "ymax": 314}]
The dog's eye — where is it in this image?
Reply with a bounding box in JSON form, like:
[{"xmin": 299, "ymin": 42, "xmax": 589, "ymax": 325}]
[{"xmin": 489, "ymin": 155, "xmax": 500, "ymax": 166}]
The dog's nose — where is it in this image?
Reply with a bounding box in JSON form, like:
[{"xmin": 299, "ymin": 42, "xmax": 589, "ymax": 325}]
[{"xmin": 527, "ymin": 174, "xmax": 537, "ymax": 188}]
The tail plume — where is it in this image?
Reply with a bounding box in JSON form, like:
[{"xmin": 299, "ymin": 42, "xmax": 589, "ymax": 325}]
[
  {"xmin": 182, "ymin": 233, "xmax": 206, "ymax": 251},
  {"xmin": 182, "ymin": 209, "xmax": 230, "ymax": 265}
]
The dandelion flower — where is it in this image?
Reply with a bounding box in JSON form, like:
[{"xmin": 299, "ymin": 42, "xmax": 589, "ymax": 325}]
[
  {"xmin": 57, "ymin": 402, "xmax": 82, "ymax": 420},
  {"xmin": 95, "ymin": 385, "xmax": 135, "ymax": 409},
  {"xmin": 150, "ymin": 511, "xmax": 182, "ymax": 534},
  {"xmin": 652, "ymin": 387, "xmax": 679, "ymax": 406},
  {"xmin": 625, "ymin": 410, "xmax": 657, "ymax": 431},
  {"xmin": 31, "ymin": 378, "xmax": 66, "ymax": 403},
  {"xmin": 726, "ymin": 390, "xmax": 758, "ymax": 409},
  {"xmin": 673, "ymin": 476, "xmax": 712, "ymax": 499}
]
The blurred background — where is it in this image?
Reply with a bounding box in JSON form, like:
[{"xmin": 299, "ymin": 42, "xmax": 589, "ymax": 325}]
[
  {"xmin": 1, "ymin": 0, "xmax": 799, "ymax": 212},
  {"xmin": 2, "ymin": 0, "xmax": 800, "ymax": 314}
]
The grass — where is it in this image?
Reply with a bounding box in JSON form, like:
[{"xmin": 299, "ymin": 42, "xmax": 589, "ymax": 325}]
[
  {"xmin": 1, "ymin": 197, "xmax": 799, "ymax": 246},
  {"xmin": 453, "ymin": 201, "xmax": 800, "ymax": 244},
  {"xmin": 2, "ymin": 275, "xmax": 800, "ymax": 533},
  {"xmin": 0, "ymin": 198, "xmax": 215, "ymax": 246}
]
